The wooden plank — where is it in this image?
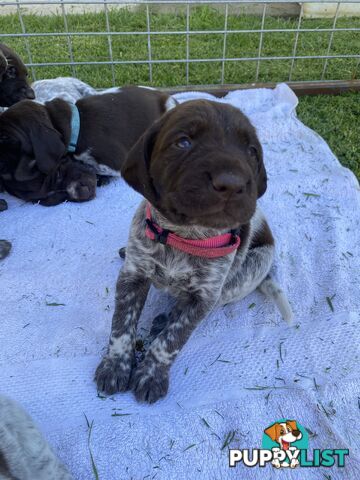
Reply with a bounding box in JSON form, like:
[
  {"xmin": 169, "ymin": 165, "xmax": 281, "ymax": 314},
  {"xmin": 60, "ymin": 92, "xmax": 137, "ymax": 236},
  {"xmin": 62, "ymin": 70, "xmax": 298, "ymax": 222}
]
[{"xmin": 164, "ymin": 80, "xmax": 360, "ymax": 97}]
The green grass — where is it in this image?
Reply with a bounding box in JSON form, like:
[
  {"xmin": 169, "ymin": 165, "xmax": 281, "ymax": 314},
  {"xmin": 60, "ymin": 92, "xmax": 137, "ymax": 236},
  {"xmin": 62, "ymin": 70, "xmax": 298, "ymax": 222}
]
[
  {"xmin": 1, "ymin": 6, "xmax": 359, "ymax": 86},
  {"xmin": 297, "ymin": 92, "xmax": 360, "ymax": 179},
  {"xmin": 0, "ymin": 6, "xmax": 359, "ymax": 178}
]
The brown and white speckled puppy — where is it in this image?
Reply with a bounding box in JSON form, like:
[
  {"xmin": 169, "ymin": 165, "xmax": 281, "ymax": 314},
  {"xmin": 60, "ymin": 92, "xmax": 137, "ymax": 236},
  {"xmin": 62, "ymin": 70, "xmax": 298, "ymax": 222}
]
[{"xmin": 95, "ymin": 100, "xmax": 293, "ymax": 403}]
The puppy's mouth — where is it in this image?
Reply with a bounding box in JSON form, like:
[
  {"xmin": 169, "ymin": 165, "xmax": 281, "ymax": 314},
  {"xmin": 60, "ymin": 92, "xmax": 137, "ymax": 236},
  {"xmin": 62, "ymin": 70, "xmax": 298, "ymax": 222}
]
[
  {"xmin": 162, "ymin": 197, "xmax": 255, "ymax": 229},
  {"xmin": 157, "ymin": 188, "xmax": 256, "ymax": 229}
]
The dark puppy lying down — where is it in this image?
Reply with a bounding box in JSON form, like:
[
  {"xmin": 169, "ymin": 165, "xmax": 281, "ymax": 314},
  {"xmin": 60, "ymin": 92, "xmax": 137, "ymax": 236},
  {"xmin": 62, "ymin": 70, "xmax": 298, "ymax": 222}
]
[
  {"xmin": 1, "ymin": 44, "xmax": 35, "ymax": 261},
  {"xmin": 0, "ymin": 43, "xmax": 35, "ymax": 107},
  {"xmin": 0, "ymin": 153, "xmax": 98, "ymax": 206},
  {"xmin": 0, "ymin": 87, "xmax": 172, "ymax": 205},
  {"xmin": 95, "ymin": 100, "xmax": 293, "ymax": 403}
]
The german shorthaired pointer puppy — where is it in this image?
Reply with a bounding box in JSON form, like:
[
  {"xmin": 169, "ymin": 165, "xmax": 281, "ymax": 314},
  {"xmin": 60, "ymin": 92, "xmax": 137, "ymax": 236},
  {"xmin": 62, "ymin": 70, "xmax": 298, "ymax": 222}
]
[
  {"xmin": 95, "ymin": 100, "xmax": 293, "ymax": 403},
  {"xmin": 0, "ymin": 43, "xmax": 34, "ymax": 108},
  {"xmin": 0, "ymin": 86, "xmax": 174, "ymax": 206}
]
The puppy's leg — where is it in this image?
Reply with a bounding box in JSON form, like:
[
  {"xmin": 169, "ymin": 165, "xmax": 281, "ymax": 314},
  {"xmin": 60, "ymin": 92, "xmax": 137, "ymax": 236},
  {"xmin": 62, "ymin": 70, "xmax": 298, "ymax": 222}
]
[
  {"xmin": 219, "ymin": 243, "xmax": 274, "ymax": 305},
  {"xmin": 219, "ymin": 220, "xmax": 293, "ymax": 322},
  {"xmin": 130, "ymin": 299, "xmax": 214, "ymax": 403},
  {"xmin": 95, "ymin": 270, "xmax": 150, "ymax": 395},
  {"xmin": 258, "ymin": 275, "xmax": 293, "ymax": 324}
]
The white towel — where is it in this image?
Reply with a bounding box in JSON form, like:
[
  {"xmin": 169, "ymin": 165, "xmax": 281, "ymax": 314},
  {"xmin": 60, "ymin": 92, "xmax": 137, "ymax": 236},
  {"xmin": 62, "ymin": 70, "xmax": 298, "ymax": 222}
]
[
  {"xmin": 0, "ymin": 83, "xmax": 359, "ymax": 479},
  {"xmin": 32, "ymin": 77, "xmax": 97, "ymax": 103}
]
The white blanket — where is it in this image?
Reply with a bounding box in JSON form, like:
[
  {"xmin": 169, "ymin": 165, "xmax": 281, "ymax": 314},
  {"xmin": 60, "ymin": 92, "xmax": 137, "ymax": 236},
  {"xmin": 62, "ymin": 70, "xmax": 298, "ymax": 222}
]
[{"xmin": 1, "ymin": 84, "xmax": 359, "ymax": 479}]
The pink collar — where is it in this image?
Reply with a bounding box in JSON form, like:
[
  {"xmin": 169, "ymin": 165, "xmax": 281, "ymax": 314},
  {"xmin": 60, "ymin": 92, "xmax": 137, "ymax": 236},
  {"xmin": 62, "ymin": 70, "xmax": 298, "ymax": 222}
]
[{"xmin": 145, "ymin": 203, "xmax": 241, "ymax": 258}]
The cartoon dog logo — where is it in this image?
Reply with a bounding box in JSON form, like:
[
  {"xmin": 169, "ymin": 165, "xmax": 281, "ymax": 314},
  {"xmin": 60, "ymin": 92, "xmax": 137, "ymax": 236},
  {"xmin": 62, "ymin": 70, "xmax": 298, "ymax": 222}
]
[{"xmin": 264, "ymin": 420, "xmax": 302, "ymax": 468}]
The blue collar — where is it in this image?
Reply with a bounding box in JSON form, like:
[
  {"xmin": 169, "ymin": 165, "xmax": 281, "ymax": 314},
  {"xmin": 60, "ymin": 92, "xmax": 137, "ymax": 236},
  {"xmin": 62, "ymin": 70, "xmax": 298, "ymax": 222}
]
[{"xmin": 67, "ymin": 103, "xmax": 80, "ymax": 153}]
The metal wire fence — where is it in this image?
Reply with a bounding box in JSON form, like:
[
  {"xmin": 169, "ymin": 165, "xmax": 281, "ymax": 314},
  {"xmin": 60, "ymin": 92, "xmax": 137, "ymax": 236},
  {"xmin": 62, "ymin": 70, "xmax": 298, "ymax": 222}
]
[{"xmin": 0, "ymin": 0, "xmax": 359, "ymax": 88}]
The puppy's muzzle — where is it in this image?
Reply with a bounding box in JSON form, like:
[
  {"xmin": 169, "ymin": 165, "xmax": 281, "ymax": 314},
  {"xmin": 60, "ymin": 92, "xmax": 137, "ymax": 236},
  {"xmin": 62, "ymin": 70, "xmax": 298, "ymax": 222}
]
[
  {"xmin": 66, "ymin": 180, "xmax": 96, "ymax": 202},
  {"xmin": 21, "ymin": 86, "xmax": 35, "ymax": 100},
  {"xmin": 210, "ymin": 171, "xmax": 252, "ymax": 198}
]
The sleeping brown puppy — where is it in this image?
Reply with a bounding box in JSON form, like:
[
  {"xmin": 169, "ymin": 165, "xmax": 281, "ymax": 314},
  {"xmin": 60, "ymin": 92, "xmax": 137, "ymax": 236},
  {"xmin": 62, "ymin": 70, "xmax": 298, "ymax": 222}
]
[
  {"xmin": 0, "ymin": 152, "xmax": 98, "ymax": 206},
  {"xmin": 0, "ymin": 43, "xmax": 34, "ymax": 107},
  {"xmin": 0, "ymin": 86, "xmax": 173, "ymax": 205}
]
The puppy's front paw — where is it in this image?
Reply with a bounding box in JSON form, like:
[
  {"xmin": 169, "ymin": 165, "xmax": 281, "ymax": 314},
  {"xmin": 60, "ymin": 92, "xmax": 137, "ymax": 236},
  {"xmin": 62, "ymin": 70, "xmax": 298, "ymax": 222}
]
[
  {"xmin": 130, "ymin": 362, "xmax": 169, "ymax": 403},
  {"xmin": 95, "ymin": 355, "xmax": 133, "ymax": 395}
]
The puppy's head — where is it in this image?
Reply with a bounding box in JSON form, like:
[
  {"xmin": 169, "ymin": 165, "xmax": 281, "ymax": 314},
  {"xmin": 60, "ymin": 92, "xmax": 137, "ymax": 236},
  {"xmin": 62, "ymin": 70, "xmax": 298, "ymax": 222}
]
[
  {"xmin": 0, "ymin": 99, "xmax": 67, "ymax": 176},
  {"xmin": 0, "ymin": 44, "xmax": 35, "ymax": 107},
  {"xmin": 0, "ymin": 151, "xmax": 97, "ymax": 206},
  {"xmin": 122, "ymin": 100, "xmax": 267, "ymax": 229},
  {"xmin": 0, "ymin": 100, "xmax": 77, "ymax": 204},
  {"xmin": 41, "ymin": 159, "xmax": 97, "ymax": 206}
]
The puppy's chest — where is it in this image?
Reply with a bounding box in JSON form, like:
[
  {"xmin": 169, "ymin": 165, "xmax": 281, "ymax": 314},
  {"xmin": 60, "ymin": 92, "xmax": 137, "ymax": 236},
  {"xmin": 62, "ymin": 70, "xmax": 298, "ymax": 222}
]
[
  {"xmin": 150, "ymin": 254, "xmax": 197, "ymax": 292},
  {"xmin": 147, "ymin": 249, "xmax": 227, "ymax": 297}
]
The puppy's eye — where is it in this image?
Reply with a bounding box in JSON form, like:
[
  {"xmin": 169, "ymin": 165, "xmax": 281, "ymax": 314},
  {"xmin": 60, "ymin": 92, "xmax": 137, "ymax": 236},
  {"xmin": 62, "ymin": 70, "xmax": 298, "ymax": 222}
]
[
  {"xmin": 175, "ymin": 137, "xmax": 192, "ymax": 149},
  {"xmin": 248, "ymin": 145, "xmax": 257, "ymax": 157},
  {"xmin": 5, "ymin": 66, "xmax": 17, "ymax": 79}
]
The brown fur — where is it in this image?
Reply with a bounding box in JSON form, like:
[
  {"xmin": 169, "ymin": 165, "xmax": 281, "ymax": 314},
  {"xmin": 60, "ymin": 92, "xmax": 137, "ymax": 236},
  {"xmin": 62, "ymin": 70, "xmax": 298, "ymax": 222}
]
[
  {"xmin": 0, "ymin": 87, "xmax": 170, "ymax": 205},
  {"xmin": 0, "ymin": 44, "xmax": 34, "ymax": 107},
  {"xmin": 122, "ymin": 100, "xmax": 267, "ymax": 230},
  {"xmin": 250, "ymin": 220, "xmax": 274, "ymax": 249}
]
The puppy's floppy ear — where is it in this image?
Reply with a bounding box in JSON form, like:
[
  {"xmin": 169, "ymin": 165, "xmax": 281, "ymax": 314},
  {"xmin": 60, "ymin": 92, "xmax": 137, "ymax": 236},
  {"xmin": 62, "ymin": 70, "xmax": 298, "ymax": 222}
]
[
  {"xmin": 121, "ymin": 118, "xmax": 164, "ymax": 204},
  {"xmin": 249, "ymin": 138, "xmax": 267, "ymax": 199},
  {"xmin": 14, "ymin": 155, "xmax": 38, "ymax": 181},
  {"xmin": 29, "ymin": 122, "xmax": 66, "ymax": 175},
  {"xmin": 264, "ymin": 423, "xmax": 279, "ymax": 442}
]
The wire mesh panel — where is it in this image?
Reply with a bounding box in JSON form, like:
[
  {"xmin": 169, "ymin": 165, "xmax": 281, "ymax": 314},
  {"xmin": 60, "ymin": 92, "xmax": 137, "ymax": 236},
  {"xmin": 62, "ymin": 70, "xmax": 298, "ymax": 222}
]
[{"xmin": 0, "ymin": 1, "xmax": 359, "ymax": 88}]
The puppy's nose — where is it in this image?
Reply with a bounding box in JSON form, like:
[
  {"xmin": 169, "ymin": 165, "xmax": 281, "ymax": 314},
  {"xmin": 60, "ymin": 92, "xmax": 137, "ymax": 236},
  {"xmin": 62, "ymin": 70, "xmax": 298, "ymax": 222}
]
[
  {"xmin": 25, "ymin": 87, "xmax": 35, "ymax": 100},
  {"xmin": 292, "ymin": 429, "xmax": 301, "ymax": 438},
  {"xmin": 211, "ymin": 172, "xmax": 249, "ymax": 195}
]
